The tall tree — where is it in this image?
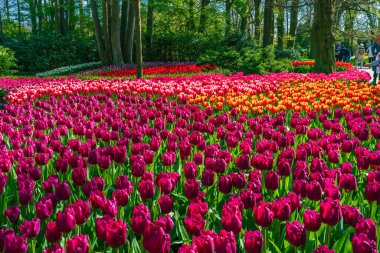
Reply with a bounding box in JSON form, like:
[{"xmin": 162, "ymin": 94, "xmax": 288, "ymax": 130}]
[
  {"xmin": 199, "ymin": 0, "xmax": 210, "ymax": 33},
  {"xmin": 78, "ymin": 0, "xmax": 85, "ymax": 31},
  {"xmin": 0, "ymin": 9, "xmax": 3, "ymax": 44},
  {"xmin": 29, "ymin": 0, "xmax": 37, "ymax": 33},
  {"xmin": 188, "ymin": 0, "xmax": 195, "ymax": 30},
  {"xmin": 102, "ymin": 0, "xmax": 112, "ymax": 63},
  {"xmin": 37, "ymin": 0, "xmax": 43, "ymax": 31},
  {"xmin": 125, "ymin": 0, "xmax": 135, "ymax": 63},
  {"xmin": 262, "ymin": 0, "xmax": 274, "ymax": 46},
  {"xmin": 16, "ymin": 0, "xmax": 22, "ymax": 34},
  {"xmin": 68, "ymin": 0, "xmax": 76, "ymax": 32},
  {"xmin": 135, "ymin": 0, "xmax": 142, "ymax": 78},
  {"xmin": 5, "ymin": 0, "xmax": 10, "ymax": 20},
  {"xmin": 288, "ymin": 0, "xmax": 299, "ymax": 48},
  {"xmin": 240, "ymin": 0, "xmax": 250, "ymax": 37},
  {"xmin": 253, "ymin": 0, "xmax": 261, "ymax": 44},
  {"xmin": 58, "ymin": 0, "xmax": 66, "ymax": 34},
  {"xmin": 90, "ymin": 0, "xmax": 109, "ymax": 64},
  {"xmin": 313, "ymin": 0, "xmax": 336, "ymax": 73},
  {"xmin": 276, "ymin": 0, "xmax": 285, "ymax": 49},
  {"xmin": 225, "ymin": 0, "xmax": 232, "ymax": 36},
  {"xmin": 146, "ymin": 0, "xmax": 154, "ymax": 60},
  {"xmin": 110, "ymin": 0, "xmax": 123, "ymax": 64}
]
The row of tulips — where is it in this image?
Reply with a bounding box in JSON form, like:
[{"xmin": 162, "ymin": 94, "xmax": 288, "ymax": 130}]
[
  {"xmin": 97, "ymin": 64, "xmax": 218, "ymax": 77},
  {"xmin": 2, "ymin": 70, "xmax": 371, "ymax": 107},
  {"xmin": 73, "ymin": 62, "xmax": 197, "ymax": 77},
  {"xmin": 0, "ymin": 93, "xmax": 378, "ymax": 252}
]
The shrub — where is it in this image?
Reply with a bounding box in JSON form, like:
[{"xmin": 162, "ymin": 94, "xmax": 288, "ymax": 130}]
[
  {"xmin": 0, "ymin": 46, "xmax": 17, "ymax": 75},
  {"xmin": 199, "ymin": 46, "xmax": 293, "ymax": 74},
  {"xmin": 7, "ymin": 33, "xmax": 98, "ymax": 72}
]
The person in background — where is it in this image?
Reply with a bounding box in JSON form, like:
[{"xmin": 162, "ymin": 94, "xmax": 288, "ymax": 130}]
[
  {"xmin": 355, "ymin": 44, "xmax": 365, "ymax": 69},
  {"xmin": 367, "ymin": 35, "xmax": 380, "ymax": 84},
  {"xmin": 365, "ymin": 52, "xmax": 380, "ymax": 85},
  {"xmin": 367, "ymin": 43, "xmax": 374, "ymax": 63},
  {"xmin": 335, "ymin": 42, "xmax": 343, "ymax": 61},
  {"xmin": 340, "ymin": 46, "xmax": 351, "ymax": 62}
]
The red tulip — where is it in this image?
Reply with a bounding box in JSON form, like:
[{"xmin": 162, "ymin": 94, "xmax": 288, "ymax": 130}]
[
  {"xmin": 303, "ymin": 209, "xmax": 321, "ymax": 232},
  {"xmin": 286, "ymin": 220, "xmax": 306, "ymax": 247},
  {"xmin": 56, "ymin": 208, "xmax": 76, "ymax": 233},
  {"xmin": 352, "ymin": 233, "xmax": 377, "ymax": 253},
  {"xmin": 45, "ymin": 221, "xmax": 62, "ymax": 243},
  {"xmin": 105, "ymin": 219, "xmax": 127, "ymax": 248},
  {"xmin": 4, "ymin": 205, "xmax": 20, "ymax": 223},
  {"xmin": 66, "ymin": 234, "xmax": 89, "ymax": 253},
  {"xmin": 142, "ymin": 222, "xmax": 171, "ymax": 253},
  {"xmin": 253, "ymin": 201, "xmax": 274, "ymax": 227},
  {"xmin": 244, "ymin": 230, "xmax": 263, "ymax": 253},
  {"xmin": 320, "ymin": 198, "xmax": 342, "ymax": 226},
  {"xmin": 43, "ymin": 244, "xmax": 64, "ymax": 253}
]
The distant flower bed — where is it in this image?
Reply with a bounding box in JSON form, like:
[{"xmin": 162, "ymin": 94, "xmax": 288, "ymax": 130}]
[
  {"xmin": 97, "ymin": 64, "xmax": 218, "ymax": 77},
  {"xmin": 292, "ymin": 61, "xmax": 354, "ymax": 73},
  {"xmin": 74, "ymin": 62, "xmax": 197, "ymax": 76}
]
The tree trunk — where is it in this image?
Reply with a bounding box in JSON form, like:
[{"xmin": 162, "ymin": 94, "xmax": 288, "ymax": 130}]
[
  {"xmin": 37, "ymin": 0, "xmax": 43, "ymax": 31},
  {"xmin": 90, "ymin": 0, "xmax": 109, "ymax": 64},
  {"xmin": 146, "ymin": 0, "xmax": 154, "ymax": 60},
  {"xmin": 313, "ymin": 0, "xmax": 336, "ymax": 74},
  {"xmin": 135, "ymin": 0, "xmax": 142, "ymax": 78},
  {"xmin": 225, "ymin": 0, "xmax": 232, "ymax": 36},
  {"xmin": 5, "ymin": 0, "xmax": 10, "ymax": 20},
  {"xmin": 29, "ymin": 0, "xmax": 37, "ymax": 33},
  {"xmin": 288, "ymin": 0, "xmax": 299, "ymax": 48},
  {"xmin": 78, "ymin": 0, "xmax": 85, "ymax": 31},
  {"xmin": 125, "ymin": 0, "xmax": 135, "ymax": 63},
  {"xmin": 276, "ymin": 0, "xmax": 285, "ymax": 49},
  {"xmin": 240, "ymin": 0, "xmax": 250, "ymax": 37},
  {"xmin": 343, "ymin": 10, "xmax": 356, "ymax": 51},
  {"xmin": 199, "ymin": 0, "xmax": 209, "ymax": 33},
  {"xmin": 54, "ymin": 0, "xmax": 60, "ymax": 32},
  {"xmin": 103, "ymin": 0, "xmax": 112, "ymax": 63},
  {"xmin": 120, "ymin": 0, "xmax": 129, "ymax": 59},
  {"xmin": 59, "ymin": 0, "xmax": 66, "ymax": 34},
  {"xmin": 68, "ymin": 0, "xmax": 75, "ymax": 32},
  {"xmin": 254, "ymin": 0, "xmax": 261, "ymax": 44},
  {"xmin": 110, "ymin": 0, "xmax": 123, "ymax": 64},
  {"xmin": 262, "ymin": 0, "xmax": 273, "ymax": 47},
  {"xmin": 188, "ymin": 0, "xmax": 195, "ymax": 30},
  {"xmin": 17, "ymin": 0, "xmax": 22, "ymax": 34},
  {"xmin": 0, "ymin": 10, "xmax": 3, "ymax": 45}
]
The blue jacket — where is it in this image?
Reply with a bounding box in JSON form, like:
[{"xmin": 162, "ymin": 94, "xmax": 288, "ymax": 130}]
[{"xmin": 369, "ymin": 59, "xmax": 380, "ymax": 67}]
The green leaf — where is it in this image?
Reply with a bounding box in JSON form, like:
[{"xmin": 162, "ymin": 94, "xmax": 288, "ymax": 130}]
[
  {"xmin": 332, "ymin": 227, "xmax": 352, "ymax": 253},
  {"xmin": 132, "ymin": 238, "xmax": 141, "ymax": 253},
  {"xmin": 268, "ymin": 238, "xmax": 281, "ymax": 253}
]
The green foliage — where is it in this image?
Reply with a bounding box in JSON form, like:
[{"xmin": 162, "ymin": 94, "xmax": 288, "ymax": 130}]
[
  {"xmin": 6, "ymin": 33, "xmax": 98, "ymax": 72},
  {"xmin": 0, "ymin": 46, "xmax": 18, "ymax": 75},
  {"xmin": 275, "ymin": 48, "xmax": 306, "ymax": 60},
  {"xmin": 36, "ymin": 62, "xmax": 102, "ymax": 77},
  {"xmin": 199, "ymin": 46, "xmax": 293, "ymax": 74},
  {"xmin": 0, "ymin": 88, "xmax": 7, "ymax": 110}
]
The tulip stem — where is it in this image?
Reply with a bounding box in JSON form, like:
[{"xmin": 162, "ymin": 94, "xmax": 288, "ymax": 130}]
[
  {"xmin": 326, "ymin": 225, "xmax": 331, "ymax": 247},
  {"xmin": 263, "ymin": 227, "xmax": 268, "ymax": 252}
]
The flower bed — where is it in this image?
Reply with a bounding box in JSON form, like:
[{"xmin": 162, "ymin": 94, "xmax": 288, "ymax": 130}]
[
  {"xmin": 74, "ymin": 62, "xmax": 197, "ymax": 76},
  {"xmin": 3, "ymin": 70, "xmax": 372, "ymax": 112},
  {"xmin": 0, "ymin": 93, "xmax": 378, "ymax": 252},
  {"xmin": 97, "ymin": 64, "xmax": 218, "ymax": 77},
  {"xmin": 292, "ymin": 61, "xmax": 354, "ymax": 73}
]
